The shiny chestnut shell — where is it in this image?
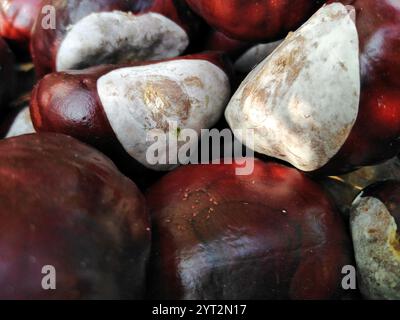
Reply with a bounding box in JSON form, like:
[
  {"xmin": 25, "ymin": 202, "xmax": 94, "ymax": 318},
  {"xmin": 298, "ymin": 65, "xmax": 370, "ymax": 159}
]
[
  {"xmin": 0, "ymin": 133, "xmax": 150, "ymax": 299},
  {"xmin": 146, "ymin": 159, "xmax": 351, "ymax": 299}
]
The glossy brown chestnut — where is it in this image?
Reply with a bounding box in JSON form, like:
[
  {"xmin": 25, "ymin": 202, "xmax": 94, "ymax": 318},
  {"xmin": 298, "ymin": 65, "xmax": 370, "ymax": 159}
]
[
  {"xmin": 351, "ymin": 180, "xmax": 400, "ymax": 299},
  {"xmin": 29, "ymin": 53, "xmax": 232, "ymax": 180},
  {"xmin": 0, "ymin": 0, "xmax": 42, "ymax": 43},
  {"xmin": 146, "ymin": 159, "xmax": 351, "ymax": 299},
  {"xmin": 225, "ymin": 1, "xmax": 400, "ymax": 176},
  {"xmin": 185, "ymin": 0, "xmax": 325, "ymax": 41},
  {"xmin": 31, "ymin": 0, "xmax": 203, "ymax": 77},
  {"xmin": 0, "ymin": 133, "xmax": 150, "ymax": 299}
]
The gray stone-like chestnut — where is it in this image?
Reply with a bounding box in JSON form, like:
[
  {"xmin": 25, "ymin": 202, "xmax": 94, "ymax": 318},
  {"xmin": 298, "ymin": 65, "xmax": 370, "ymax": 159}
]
[{"xmin": 351, "ymin": 180, "xmax": 400, "ymax": 300}]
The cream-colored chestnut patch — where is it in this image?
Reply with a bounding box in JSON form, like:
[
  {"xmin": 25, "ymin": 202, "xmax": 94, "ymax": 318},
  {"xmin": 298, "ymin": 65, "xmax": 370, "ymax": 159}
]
[
  {"xmin": 351, "ymin": 196, "xmax": 400, "ymax": 300},
  {"xmin": 56, "ymin": 11, "xmax": 189, "ymax": 71},
  {"xmin": 225, "ymin": 3, "xmax": 360, "ymax": 171},
  {"xmin": 6, "ymin": 107, "xmax": 35, "ymax": 138},
  {"xmin": 97, "ymin": 59, "xmax": 230, "ymax": 170}
]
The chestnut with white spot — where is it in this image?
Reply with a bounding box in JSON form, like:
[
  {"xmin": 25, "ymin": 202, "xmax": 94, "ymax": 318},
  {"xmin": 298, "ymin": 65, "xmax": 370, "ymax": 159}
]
[
  {"xmin": 226, "ymin": 1, "xmax": 400, "ymax": 175},
  {"xmin": 30, "ymin": 53, "xmax": 231, "ymax": 172},
  {"xmin": 31, "ymin": 0, "xmax": 203, "ymax": 77}
]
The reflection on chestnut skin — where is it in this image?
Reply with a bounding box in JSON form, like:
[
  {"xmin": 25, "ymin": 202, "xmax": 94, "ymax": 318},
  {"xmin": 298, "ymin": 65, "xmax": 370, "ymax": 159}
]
[
  {"xmin": 185, "ymin": 0, "xmax": 325, "ymax": 41},
  {"xmin": 0, "ymin": 133, "xmax": 150, "ymax": 299},
  {"xmin": 146, "ymin": 159, "xmax": 351, "ymax": 299}
]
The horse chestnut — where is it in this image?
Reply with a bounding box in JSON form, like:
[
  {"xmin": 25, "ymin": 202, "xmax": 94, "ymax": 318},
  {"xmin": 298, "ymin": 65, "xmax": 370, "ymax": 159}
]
[
  {"xmin": 31, "ymin": 0, "xmax": 202, "ymax": 77},
  {"xmin": 0, "ymin": 133, "xmax": 150, "ymax": 299},
  {"xmin": 146, "ymin": 159, "xmax": 351, "ymax": 299},
  {"xmin": 351, "ymin": 180, "xmax": 400, "ymax": 299},
  {"xmin": 225, "ymin": 1, "xmax": 400, "ymax": 175},
  {"xmin": 30, "ymin": 53, "xmax": 231, "ymax": 174}
]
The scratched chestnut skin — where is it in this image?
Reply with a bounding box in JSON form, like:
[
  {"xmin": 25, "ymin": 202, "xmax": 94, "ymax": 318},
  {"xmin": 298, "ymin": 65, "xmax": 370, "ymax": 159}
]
[
  {"xmin": 146, "ymin": 159, "xmax": 351, "ymax": 299},
  {"xmin": 185, "ymin": 0, "xmax": 325, "ymax": 41},
  {"xmin": 0, "ymin": 0, "xmax": 42, "ymax": 44},
  {"xmin": 31, "ymin": 0, "xmax": 203, "ymax": 77},
  {"xmin": 0, "ymin": 37, "xmax": 15, "ymax": 112},
  {"xmin": 29, "ymin": 52, "xmax": 231, "ymax": 186},
  {"xmin": 313, "ymin": 0, "xmax": 400, "ymax": 175},
  {"xmin": 0, "ymin": 133, "xmax": 150, "ymax": 299}
]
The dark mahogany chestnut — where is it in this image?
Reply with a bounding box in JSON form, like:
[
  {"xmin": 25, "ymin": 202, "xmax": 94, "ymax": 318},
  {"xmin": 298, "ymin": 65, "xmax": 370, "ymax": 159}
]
[
  {"xmin": 0, "ymin": 0, "xmax": 42, "ymax": 44},
  {"xmin": 29, "ymin": 53, "xmax": 232, "ymax": 179},
  {"xmin": 0, "ymin": 133, "xmax": 150, "ymax": 299},
  {"xmin": 185, "ymin": 0, "xmax": 325, "ymax": 41},
  {"xmin": 146, "ymin": 159, "xmax": 351, "ymax": 299},
  {"xmin": 225, "ymin": 1, "xmax": 400, "ymax": 176},
  {"xmin": 31, "ymin": 0, "xmax": 203, "ymax": 77},
  {"xmin": 351, "ymin": 180, "xmax": 400, "ymax": 299}
]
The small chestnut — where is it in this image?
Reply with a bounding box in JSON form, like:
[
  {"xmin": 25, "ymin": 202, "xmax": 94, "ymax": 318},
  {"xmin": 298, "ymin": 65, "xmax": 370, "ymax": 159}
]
[{"xmin": 146, "ymin": 159, "xmax": 351, "ymax": 299}]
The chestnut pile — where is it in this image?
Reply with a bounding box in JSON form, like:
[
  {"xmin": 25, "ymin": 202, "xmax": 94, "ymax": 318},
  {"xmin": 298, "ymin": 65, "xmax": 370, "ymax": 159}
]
[{"xmin": 0, "ymin": 0, "xmax": 399, "ymax": 300}]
